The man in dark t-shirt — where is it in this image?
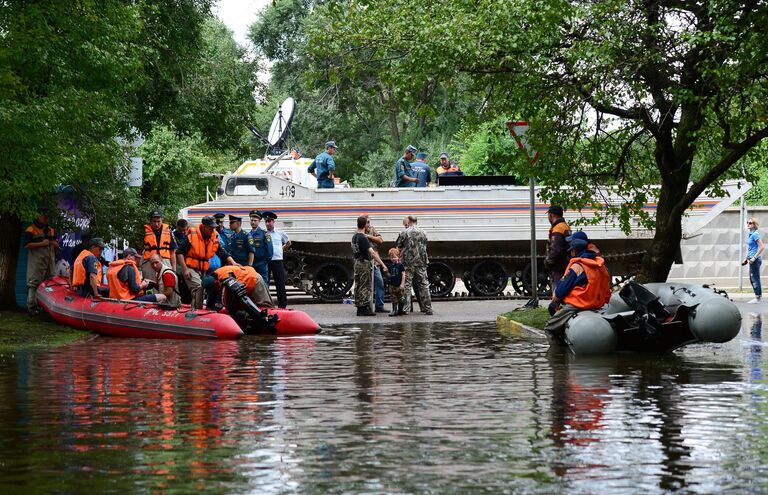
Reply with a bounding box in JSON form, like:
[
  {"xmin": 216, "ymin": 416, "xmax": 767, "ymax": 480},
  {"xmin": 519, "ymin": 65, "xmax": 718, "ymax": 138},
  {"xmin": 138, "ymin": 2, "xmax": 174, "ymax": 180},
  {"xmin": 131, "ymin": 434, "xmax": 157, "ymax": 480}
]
[{"xmin": 351, "ymin": 216, "xmax": 387, "ymax": 316}]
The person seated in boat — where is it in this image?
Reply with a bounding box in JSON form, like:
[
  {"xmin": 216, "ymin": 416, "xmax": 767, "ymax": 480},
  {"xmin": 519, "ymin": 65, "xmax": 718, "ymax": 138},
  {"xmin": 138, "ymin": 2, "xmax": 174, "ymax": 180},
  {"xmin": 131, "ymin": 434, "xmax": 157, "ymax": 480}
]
[
  {"xmin": 544, "ymin": 231, "xmax": 611, "ymax": 344},
  {"xmin": 72, "ymin": 238, "xmax": 110, "ymax": 298},
  {"xmin": 176, "ymin": 216, "xmax": 238, "ymax": 309},
  {"xmin": 148, "ymin": 253, "xmax": 181, "ymax": 307},
  {"xmin": 106, "ymin": 248, "xmax": 167, "ymax": 303},
  {"xmin": 435, "ymin": 152, "xmax": 464, "ymax": 177},
  {"xmin": 208, "ymin": 265, "xmax": 273, "ymax": 309}
]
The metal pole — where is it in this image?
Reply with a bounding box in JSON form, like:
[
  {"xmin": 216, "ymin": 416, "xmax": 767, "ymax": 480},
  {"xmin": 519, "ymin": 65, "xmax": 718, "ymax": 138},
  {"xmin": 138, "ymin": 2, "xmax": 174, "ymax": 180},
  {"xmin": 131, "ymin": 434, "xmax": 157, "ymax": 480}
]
[
  {"xmin": 739, "ymin": 195, "xmax": 746, "ymax": 290},
  {"xmin": 526, "ymin": 177, "xmax": 539, "ymax": 307}
]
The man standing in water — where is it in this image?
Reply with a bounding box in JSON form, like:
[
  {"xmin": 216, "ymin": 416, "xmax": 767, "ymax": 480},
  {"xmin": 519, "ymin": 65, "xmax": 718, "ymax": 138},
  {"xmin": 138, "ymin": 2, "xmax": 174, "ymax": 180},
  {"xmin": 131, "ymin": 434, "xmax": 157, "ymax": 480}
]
[
  {"xmin": 396, "ymin": 215, "xmax": 433, "ymax": 315},
  {"xmin": 544, "ymin": 205, "xmax": 571, "ymax": 296},
  {"xmin": 352, "ymin": 216, "xmax": 387, "ymax": 316},
  {"xmin": 24, "ymin": 211, "xmax": 58, "ymax": 313},
  {"xmin": 264, "ymin": 211, "xmax": 291, "ymax": 309}
]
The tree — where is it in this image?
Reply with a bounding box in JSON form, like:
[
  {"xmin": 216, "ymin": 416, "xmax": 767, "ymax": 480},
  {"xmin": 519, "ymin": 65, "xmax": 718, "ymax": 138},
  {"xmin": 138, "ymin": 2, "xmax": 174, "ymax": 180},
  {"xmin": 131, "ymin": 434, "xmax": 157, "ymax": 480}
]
[
  {"xmin": 249, "ymin": 0, "xmax": 479, "ymax": 184},
  {"xmin": 306, "ymin": 0, "xmax": 768, "ymax": 281},
  {"xmin": 0, "ymin": 2, "xmax": 257, "ymax": 308}
]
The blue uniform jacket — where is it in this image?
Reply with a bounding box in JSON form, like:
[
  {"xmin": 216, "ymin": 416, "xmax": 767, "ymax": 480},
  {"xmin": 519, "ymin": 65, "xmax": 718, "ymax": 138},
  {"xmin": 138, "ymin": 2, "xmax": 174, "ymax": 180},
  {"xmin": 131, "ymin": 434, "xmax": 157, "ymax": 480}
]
[
  {"xmin": 395, "ymin": 156, "xmax": 415, "ymax": 187},
  {"xmin": 249, "ymin": 227, "xmax": 273, "ymax": 266}
]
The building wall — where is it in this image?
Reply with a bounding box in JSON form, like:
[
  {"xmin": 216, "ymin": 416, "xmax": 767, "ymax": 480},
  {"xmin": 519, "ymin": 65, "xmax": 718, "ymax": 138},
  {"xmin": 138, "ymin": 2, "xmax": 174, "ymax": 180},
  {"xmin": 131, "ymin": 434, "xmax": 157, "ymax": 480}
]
[{"xmin": 668, "ymin": 206, "xmax": 768, "ymax": 288}]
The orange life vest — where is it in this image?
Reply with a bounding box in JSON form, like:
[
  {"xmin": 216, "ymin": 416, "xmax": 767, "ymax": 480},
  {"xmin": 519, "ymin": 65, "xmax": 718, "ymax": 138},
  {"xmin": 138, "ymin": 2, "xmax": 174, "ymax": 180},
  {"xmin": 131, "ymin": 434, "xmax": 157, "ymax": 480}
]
[
  {"xmin": 548, "ymin": 220, "xmax": 571, "ymax": 239},
  {"xmin": 25, "ymin": 223, "xmax": 55, "ymax": 243},
  {"xmin": 562, "ymin": 256, "xmax": 611, "ymax": 310},
  {"xmin": 185, "ymin": 227, "xmax": 219, "ymax": 272},
  {"xmin": 214, "ymin": 265, "xmax": 258, "ymax": 293},
  {"xmin": 437, "ymin": 165, "xmax": 461, "ymax": 175},
  {"xmin": 72, "ymin": 249, "xmax": 101, "ymax": 288},
  {"xmin": 143, "ymin": 224, "xmax": 173, "ymax": 260},
  {"xmin": 106, "ymin": 259, "xmax": 142, "ymax": 299}
]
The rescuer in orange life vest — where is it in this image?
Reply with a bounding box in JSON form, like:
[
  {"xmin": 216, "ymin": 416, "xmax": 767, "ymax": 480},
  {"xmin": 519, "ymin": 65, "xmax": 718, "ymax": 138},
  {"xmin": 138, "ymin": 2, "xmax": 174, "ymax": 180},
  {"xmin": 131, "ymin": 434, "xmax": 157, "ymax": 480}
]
[
  {"xmin": 176, "ymin": 216, "xmax": 238, "ymax": 309},
  {"xmin": 544, "ymin": 231, "xmax": 611, "ymax": 345},
  {"xmin": 206, "ymin": 265, "xmax": 273, "ymax": 310},
  {"xmin": 106, "ymin": 248, "xmax": 167, "ymax": 303},
  {"xmin": 543, "ymin": 205, "xmax": 571, "ymax": 296},
  {"xmin": 24, "ymin": 211, "xmax": 59, "ymax": 314},
  {"xmin": 72, "ymin": 238, "xmax": 110, "ymax": 298},
  {"xmin": 141, "ymin": 210, "xmax": 177, "ymax": 282}
]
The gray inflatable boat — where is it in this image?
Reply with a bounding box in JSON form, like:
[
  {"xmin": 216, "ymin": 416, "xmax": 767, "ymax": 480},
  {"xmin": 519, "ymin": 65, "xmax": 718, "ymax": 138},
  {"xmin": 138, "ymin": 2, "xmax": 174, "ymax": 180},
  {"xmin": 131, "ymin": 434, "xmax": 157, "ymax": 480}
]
[{"xmin": 564, "ymin": 281, "xmax": 742, "ymax": 355}]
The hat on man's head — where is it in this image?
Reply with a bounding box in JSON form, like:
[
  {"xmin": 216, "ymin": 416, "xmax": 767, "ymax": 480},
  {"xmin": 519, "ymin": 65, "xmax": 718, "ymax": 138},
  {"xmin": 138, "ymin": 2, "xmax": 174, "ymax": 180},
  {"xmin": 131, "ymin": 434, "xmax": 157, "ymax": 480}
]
[
  {"xmin": 405, "ymin": 144, "xmax": 418, "ymax": 154},
  {"xmin": 200, "ymin": 216, "xmax": 216, "ymax": 227},
  {"xmin": 325, "ymin": 140, "xmax": 338, "ymax": 149},
  {"xmin": 149, "ymin": 210, "xmax": 163, "ymax": 219},
  {"xmin": 90, "ymin": 237, "xmax": 106, "ymax": 248},
  {"xmin": 439, "ymin": 152, "xmax": 449, "ymax": 159},
  {"xmin": 415, "ymin": 152, "xmax": 428, "ymax": 159},
  {"xmin": 262, "ymin": 211, "xmax": 278, "ymax": 221},
  {"xmin": 547, "ymin": 205, "xmax": 564, "ymax": 217},
  {"xmin": 229, "ymin": 215, "xmax": 242, "ymax": 223},
  {"xmin": 249, "ymin": 210, "xmax": 262, "ymax": 219},
  {"xmin": 213, "ymin": 212, "xmax": 226, "ymax": 220},
  {"xmin": 566, "ymin": 231, "xmax": 589, "ymax": 251},
  {"xmin": 123, "ymin": 247, "xmax": 139, "ymax": 258}
]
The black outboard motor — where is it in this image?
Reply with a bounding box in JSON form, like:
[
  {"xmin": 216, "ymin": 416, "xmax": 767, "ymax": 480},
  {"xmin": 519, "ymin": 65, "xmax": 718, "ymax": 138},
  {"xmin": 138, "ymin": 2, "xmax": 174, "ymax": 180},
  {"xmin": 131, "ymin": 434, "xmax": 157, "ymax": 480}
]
[
  {"xmin": 220, "ymin": 275, "xmax": 278, "ymax": 334},
  {"xmin": 619, "ymin": 281, "xmax": 669, "ymax": 336}
]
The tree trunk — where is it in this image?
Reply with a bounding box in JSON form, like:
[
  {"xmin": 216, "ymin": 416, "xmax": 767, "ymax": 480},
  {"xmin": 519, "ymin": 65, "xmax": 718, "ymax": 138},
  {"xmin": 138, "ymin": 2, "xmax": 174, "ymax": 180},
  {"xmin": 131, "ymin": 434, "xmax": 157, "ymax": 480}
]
[
  {"xmin": 0, "ymin": 213, "xmax": 22, "ymax": 310},
  {"xmin": 636, "ymin": 179, "xmax": 686, "ymax": 283}
]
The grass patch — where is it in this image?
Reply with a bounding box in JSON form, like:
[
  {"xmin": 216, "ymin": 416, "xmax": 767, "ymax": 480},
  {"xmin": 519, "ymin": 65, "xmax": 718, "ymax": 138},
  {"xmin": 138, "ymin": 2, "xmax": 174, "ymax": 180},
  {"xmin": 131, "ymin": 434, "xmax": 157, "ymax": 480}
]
[
  {"xmin": 502, "ymin": 307, "xmax": 550, "ymax": 330},
  {"xmin": 0, "ymin": 311, "xmax": 91, "ymax": 353}
]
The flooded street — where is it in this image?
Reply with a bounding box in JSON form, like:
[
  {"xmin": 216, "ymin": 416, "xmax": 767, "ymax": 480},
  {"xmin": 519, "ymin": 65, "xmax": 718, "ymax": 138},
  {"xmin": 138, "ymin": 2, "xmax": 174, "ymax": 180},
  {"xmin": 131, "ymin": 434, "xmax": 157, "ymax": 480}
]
[{"xmin": 1, "ymin": 315, "xmax": 767, "ymax": 494}]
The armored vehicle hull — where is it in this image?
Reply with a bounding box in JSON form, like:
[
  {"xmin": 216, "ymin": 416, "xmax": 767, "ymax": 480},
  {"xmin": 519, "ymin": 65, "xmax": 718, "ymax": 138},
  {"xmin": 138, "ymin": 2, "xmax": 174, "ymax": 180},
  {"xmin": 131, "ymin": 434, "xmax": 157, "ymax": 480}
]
[{"xmin": 180, "ymin": 161, "xmax": 748, "ymax": 300}]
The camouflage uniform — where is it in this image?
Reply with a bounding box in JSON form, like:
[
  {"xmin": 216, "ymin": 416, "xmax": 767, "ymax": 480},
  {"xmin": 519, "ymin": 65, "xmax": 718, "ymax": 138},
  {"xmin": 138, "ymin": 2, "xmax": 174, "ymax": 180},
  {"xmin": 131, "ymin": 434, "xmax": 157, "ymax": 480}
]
[
  {"xmin": 396, "ymin": 225, "xmax": 433, "ymax": 313},
  {"xmin": 352, "ymin": 232, "xmax": 374, "ymax": 309}
]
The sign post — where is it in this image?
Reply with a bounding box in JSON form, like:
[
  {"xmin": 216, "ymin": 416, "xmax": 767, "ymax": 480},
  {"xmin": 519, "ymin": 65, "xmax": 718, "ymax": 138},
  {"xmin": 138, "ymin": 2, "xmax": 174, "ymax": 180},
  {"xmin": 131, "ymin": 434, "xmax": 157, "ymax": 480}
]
[{"xmin": 507, "ymin": 122, "xmax": 540, "ymax": 308}]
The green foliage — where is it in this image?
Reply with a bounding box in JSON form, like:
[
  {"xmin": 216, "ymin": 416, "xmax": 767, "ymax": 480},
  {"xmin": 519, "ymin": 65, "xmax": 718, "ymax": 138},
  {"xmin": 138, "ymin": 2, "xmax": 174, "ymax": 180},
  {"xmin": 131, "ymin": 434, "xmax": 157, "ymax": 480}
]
[
  {"xmin": 0, "ymin": 1, "xmax": 144, "ymax": 221},
  {"xmin": 140, "ymin": 125, "xmax": 234, "ymax": 223},
  {"xmin": 303, "ymin": 0, "xmax": 768, "ymax": 279}
]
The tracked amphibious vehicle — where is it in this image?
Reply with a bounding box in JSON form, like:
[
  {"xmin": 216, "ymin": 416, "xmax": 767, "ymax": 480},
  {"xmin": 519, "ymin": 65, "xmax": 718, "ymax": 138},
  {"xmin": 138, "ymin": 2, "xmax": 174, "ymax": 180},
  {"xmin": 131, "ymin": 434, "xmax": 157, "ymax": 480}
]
[{"xmin": 180, "ymin": 99, "xmax": 750, "ymax": 301}]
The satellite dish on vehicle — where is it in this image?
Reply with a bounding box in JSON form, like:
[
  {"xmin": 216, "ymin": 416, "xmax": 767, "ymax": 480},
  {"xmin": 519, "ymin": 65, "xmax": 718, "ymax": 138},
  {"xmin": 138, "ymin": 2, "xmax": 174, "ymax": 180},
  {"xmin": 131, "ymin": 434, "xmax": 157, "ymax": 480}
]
[{"xmin": 267, "ymin": 97, "xmax": 296, "ymax": 147}]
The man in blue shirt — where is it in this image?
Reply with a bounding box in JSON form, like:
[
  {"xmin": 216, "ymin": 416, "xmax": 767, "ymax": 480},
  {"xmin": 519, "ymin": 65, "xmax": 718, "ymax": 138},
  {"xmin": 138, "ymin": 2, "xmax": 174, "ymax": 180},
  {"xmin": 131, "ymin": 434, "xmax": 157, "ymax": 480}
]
[
  {"xmin": 745, "ymin": 217, "xmax": 765, "ymax": 303},
  {"xmin": 411, "ymin": 152, "xmax": 432, "ymax": 187},
  {"xmin": 227, "ymin": 215, "xmax": 255, "ymax": 266},
  {"xmin": 308, "ymin": 141, "xmax": 338, "ymax": 188},
  {"xmin": 395, "ymin": 144, "xmax": 419, "ymax": 187},
  {"xmin": 249, "ymin": 210, "xmax": 273, "ymax": 286}
]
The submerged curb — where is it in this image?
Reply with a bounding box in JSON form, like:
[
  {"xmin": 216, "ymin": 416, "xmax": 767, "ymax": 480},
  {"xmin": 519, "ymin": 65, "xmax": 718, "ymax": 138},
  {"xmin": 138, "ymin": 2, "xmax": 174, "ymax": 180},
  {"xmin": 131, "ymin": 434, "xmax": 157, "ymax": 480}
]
[{"xmin": 496, "ymin": 315, "xmax": 548, "ymax": 340}]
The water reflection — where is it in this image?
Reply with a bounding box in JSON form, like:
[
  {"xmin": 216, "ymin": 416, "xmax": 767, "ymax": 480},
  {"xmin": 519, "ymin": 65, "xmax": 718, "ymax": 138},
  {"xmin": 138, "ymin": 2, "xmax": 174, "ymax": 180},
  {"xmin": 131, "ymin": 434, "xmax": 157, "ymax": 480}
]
[{"xmin": 0, "ymin": 320, "xmax": 765, "ymax": 493}]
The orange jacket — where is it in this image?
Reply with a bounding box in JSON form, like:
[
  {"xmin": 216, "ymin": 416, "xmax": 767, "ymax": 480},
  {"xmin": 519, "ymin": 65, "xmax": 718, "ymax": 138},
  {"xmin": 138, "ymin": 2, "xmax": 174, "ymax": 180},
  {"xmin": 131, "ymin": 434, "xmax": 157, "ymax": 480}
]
[
  {"xmin": 143, "ymin": 223, "xmax": 173, "ymax": 260},
  {"xmin": 214, "ymin": 265, "xmax": 258, "ymax": 293},
  {"xmin": 106, "ymin": 259, "xmax": 142, "ymax": 299},
  {"xmin": 72, "ymin": 249, "xmax": 101, "ymax": 288},
  {"xmin": 25, "ymin": 223, "xmax": 55, "ymax": 243},
  {"xmin": 562, "ymin": 256, "xmax": 611, "ymax": 310},
  {"xmin": 185, "ymin": 227, "xmax": 220, "ymax": 272}
]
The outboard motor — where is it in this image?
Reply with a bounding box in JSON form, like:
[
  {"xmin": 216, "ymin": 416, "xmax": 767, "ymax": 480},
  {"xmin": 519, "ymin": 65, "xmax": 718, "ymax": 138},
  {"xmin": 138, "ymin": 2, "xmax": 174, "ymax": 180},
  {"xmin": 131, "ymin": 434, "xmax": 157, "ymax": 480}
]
[
  {"xmin": 619, "ymin": 281, "xmax": 669, "ymax": 336},
  {"xmin": 220, "ymin": 275, "xmax": 279, "ymax": 334}
]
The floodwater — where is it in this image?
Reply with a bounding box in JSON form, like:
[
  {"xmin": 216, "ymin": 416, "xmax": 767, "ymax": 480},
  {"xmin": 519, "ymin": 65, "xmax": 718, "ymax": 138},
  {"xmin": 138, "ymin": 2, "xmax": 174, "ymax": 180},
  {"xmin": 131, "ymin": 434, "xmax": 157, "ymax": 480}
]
[{"xmin": 1, "ymin": 315, "xmax": 768, "ymax": 494}]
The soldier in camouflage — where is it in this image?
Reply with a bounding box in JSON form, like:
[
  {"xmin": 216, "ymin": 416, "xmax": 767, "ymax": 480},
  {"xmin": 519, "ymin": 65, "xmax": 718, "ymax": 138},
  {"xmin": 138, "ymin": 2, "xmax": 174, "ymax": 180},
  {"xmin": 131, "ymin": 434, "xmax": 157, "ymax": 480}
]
[
  {"xmin": 396, "ymin": 215, "xmax": 433, "ymax": 315},
  {"xmin": 352, "ymin": 216, "xmax": 387, "ymax": 316}
]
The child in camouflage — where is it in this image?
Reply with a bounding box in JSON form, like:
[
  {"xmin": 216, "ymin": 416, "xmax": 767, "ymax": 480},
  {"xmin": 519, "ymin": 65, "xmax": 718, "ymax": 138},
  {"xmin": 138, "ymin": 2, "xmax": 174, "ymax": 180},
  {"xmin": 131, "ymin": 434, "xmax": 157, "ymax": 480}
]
[{"xmin": 386, "ymin": 248, "xmax": 406, "ymax": 316}]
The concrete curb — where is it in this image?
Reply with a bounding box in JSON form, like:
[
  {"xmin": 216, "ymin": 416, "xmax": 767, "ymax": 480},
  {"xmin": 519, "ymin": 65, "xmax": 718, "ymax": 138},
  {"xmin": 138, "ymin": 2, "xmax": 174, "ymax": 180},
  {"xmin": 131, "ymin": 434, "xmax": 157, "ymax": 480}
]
[{"xmin": 496, "ymin": 314, "xmax": 548, "ymax": 340}]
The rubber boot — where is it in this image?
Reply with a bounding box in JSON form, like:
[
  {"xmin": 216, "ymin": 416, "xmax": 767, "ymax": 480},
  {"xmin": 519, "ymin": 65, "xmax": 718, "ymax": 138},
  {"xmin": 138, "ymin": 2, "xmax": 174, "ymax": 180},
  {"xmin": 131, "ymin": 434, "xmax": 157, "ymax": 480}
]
[
  {"xmin": 397, "ymin": 301, "xmax": 407, "ymax": 316},
  {"xmin": 389, "ymin": 302, "xmax": 398, "ymax": 317},
  {"xmin": 357, "ymin": 305, "xmax": 375, "ymax": 316}
]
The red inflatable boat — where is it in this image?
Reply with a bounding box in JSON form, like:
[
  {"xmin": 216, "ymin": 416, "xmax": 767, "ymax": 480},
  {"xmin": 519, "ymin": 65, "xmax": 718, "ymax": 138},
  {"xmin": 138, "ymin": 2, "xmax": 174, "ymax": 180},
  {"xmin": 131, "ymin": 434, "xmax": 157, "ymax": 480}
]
[{"xmin": 36, "ymin": 277, "xmax": 321, "ymax": 340}]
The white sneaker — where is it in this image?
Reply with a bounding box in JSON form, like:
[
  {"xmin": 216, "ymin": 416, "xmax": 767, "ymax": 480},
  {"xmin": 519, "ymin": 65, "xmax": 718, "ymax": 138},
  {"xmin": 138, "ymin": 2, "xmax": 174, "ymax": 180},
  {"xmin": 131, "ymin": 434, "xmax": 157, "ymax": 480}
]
[{"xmin": 748, "ymin": 298, "xmax": 762, "ymax": 304}]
